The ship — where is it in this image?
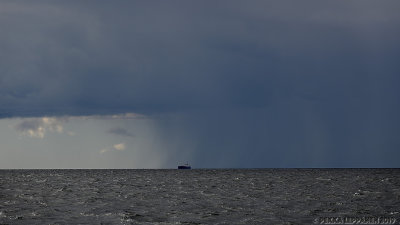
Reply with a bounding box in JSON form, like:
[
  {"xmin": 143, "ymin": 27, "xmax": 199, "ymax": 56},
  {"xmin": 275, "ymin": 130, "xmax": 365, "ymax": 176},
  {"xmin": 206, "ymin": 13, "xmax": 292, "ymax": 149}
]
[{"xmin": 178, "ymin": 162, "xmax": 191, "ymax": 169}]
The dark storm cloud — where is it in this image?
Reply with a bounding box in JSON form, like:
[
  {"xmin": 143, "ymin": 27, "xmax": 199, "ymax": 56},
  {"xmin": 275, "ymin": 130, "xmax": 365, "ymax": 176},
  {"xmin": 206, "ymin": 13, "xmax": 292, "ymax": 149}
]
[
  {"xmin": 0, "ymin": 0, "xmax": 397, "ymax": 117},
  {"xmin": 107, "ymin": 127, "xmax": 134, "ymax": 138},
  {"xmin": 1, "ymin": 1, "xmax": 399, "ymax": 166}
]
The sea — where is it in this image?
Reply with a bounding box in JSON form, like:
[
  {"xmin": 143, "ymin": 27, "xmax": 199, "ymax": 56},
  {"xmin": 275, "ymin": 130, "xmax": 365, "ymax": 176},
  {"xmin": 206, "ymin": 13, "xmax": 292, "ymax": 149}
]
[{"xmin": 0, "ymin": 169, "xmax": 399, "ymax": 225}]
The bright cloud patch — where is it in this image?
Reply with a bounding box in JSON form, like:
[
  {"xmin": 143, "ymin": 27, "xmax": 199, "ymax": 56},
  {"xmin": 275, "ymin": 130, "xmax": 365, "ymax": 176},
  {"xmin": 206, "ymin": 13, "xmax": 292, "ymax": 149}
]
[
  {"xmin": 100, "ymin": 149, "xmax": 108, "ymax": 154},
  {"xmin": 100, "ymin": 143, "xmax": 126, "ymax": 154},
  {"xmin": 113, "ymin": 143, "xmax": 126, "ymax": 151},
  {"xmin": 14, "ymin": 117, "xmax": 64, "ymax": 138}
]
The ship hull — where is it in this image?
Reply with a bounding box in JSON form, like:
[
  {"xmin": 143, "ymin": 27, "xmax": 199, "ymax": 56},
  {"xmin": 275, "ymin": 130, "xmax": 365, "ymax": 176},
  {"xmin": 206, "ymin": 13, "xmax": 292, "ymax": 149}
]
[{"xmin": 178, "ymin": 166, "xmax": 191, "ymax": 169}]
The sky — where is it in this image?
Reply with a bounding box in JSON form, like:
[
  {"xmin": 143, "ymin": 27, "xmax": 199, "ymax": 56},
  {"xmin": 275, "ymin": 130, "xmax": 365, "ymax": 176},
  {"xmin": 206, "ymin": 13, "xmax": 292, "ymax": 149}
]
[{"xmin": 0, "ymin": 1, "xmax": 399, "ymax": 168}]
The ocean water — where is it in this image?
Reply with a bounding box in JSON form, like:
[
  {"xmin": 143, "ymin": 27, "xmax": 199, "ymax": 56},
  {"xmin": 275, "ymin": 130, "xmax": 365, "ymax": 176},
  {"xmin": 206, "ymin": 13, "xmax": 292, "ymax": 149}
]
[{"xmin": 0, "ymin": 169, "xmax": 399, "ymax": 224}]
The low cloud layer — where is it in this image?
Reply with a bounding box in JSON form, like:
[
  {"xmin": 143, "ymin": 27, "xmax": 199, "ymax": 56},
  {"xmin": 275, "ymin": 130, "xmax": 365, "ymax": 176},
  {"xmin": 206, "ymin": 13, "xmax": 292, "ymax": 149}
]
[
  {"xmin": 12, "ymin": 114, "xmax": 143, "ymax": 138},
  {"xmin": 14, "ymin": 117, "xmax": 64, "ymax": 138}
]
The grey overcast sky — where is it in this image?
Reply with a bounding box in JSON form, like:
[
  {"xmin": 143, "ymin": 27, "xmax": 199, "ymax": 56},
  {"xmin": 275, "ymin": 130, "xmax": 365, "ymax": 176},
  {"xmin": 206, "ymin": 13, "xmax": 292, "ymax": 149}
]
[{"xmin": 0, "ymin": 1, "xmax": 399, "ymax": 168}]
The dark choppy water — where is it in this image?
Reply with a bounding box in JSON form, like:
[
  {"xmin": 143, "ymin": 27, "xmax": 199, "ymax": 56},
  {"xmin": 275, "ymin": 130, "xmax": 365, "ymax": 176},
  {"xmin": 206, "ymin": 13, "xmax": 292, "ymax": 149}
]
[{"xmin": 0, "ymin": 169, "xmax": 399, "ymax": 224}]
